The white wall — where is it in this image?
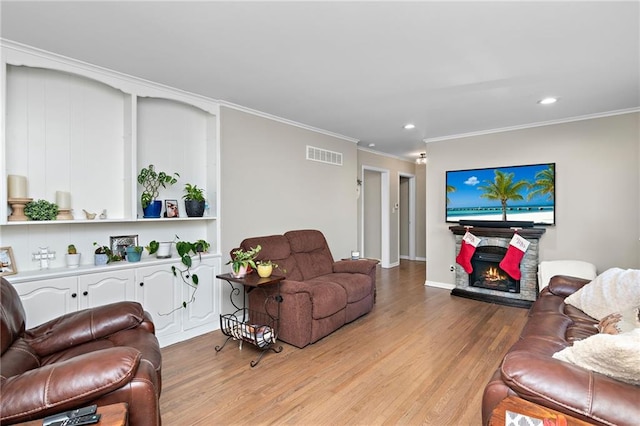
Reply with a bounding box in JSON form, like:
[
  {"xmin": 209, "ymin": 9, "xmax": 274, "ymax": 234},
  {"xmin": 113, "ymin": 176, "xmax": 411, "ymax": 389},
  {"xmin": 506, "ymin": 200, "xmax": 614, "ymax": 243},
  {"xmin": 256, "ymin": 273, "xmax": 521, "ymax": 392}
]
[
  {"xmin": 220, "ymin": 106, "xmax": 358, "ymax": 264},
  {"xmin": 426, "ymin": 112, "xmax": 640, "ymax": 286}
]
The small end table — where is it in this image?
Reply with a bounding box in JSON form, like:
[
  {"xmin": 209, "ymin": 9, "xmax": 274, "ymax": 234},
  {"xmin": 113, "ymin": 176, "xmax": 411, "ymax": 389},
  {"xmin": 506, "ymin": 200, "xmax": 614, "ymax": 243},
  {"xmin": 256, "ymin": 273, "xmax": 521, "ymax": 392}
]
[{"xmin": 215, "ymin": 273, "xmax": 284, "ymax": 367}]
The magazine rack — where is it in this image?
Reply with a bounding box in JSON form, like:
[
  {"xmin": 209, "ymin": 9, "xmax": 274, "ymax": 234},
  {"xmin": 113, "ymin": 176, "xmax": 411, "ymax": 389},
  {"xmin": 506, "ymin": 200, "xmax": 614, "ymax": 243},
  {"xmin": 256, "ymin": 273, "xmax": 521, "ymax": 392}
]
[{"xmin": 215, "ymin": 273, "xmax": 284, "ymax": 367}]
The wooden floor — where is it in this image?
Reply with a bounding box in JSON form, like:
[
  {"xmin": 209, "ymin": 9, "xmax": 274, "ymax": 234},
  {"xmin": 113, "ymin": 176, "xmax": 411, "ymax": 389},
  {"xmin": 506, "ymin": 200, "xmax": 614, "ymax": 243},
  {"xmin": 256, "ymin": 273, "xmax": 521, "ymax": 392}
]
[{"xmin": 160, "ymin": 261, "xmax": 529, "ymax": 425}]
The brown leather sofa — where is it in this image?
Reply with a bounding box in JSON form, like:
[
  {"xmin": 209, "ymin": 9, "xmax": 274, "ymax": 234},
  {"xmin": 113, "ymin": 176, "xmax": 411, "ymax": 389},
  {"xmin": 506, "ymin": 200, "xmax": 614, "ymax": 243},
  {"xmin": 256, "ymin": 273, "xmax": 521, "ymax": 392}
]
[
  {"xmin": 235, "ymin": 229, "xmax": 377, "ymax": 348},
  {"xmin": 482, "ymin": 275, "xmax": 640, "ymax": 425},
  {"xmin": 0, "ymin": 277, "xmax": 162, "ymax": 426}
]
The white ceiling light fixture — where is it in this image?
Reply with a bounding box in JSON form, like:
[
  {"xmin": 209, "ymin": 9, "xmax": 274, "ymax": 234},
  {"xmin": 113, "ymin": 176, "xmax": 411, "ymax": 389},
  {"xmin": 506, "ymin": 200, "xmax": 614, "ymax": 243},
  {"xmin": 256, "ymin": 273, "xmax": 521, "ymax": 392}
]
[
  {"xmin": 416, "ymin": 153, "xmax": 427, "ymax": 164},
  {"xmin": 538, "ymin": 97, "xmax": 558, "ymax": 105},
  {"xmin": 403, "ymin": 123, "xmax": 416, "ymax": 130}
]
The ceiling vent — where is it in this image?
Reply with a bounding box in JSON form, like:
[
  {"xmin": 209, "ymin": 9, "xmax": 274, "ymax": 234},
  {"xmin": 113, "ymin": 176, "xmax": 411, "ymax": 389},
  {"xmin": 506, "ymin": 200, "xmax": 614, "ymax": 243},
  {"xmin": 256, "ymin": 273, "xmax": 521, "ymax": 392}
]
[{"xmin": 306, "ymin": 145, "xmax": 343, "ymax": 166}]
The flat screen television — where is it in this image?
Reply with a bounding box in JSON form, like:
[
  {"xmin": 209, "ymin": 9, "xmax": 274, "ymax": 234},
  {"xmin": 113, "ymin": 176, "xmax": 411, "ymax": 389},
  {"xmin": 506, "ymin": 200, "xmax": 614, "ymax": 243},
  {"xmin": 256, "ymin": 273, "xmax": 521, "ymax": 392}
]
[{"xmin": 446, "ymin": 163, "xmax": 555, "ymax": 225}]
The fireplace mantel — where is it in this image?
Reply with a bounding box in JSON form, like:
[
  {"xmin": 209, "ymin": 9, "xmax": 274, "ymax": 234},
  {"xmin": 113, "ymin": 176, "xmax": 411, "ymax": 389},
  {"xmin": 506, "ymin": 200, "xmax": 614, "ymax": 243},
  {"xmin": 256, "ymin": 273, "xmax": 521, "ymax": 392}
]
[{"xmin": 449, "ymin": 225, "xmax": 546, "ymax": 239}]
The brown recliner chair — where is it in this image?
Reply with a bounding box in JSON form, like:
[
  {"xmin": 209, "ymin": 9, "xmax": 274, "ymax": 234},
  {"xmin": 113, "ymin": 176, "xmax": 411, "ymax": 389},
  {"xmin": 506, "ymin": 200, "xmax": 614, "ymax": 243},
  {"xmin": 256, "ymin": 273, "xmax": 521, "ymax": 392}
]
[{"xmin": 0, "ymin": 277, "xmax": 162, "ymax": 426}]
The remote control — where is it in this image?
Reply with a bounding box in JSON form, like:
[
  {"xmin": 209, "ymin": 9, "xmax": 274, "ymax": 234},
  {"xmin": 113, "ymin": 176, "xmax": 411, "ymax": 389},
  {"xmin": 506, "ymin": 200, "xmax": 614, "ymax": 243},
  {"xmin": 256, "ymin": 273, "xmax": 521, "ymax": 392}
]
[
  {"xmin": 42, "ymin": 405, "xmax": 97, "ymax": 426},
  {"xmin": 62, "ymin": 414, "xmax": 101, "ymax": 426}
]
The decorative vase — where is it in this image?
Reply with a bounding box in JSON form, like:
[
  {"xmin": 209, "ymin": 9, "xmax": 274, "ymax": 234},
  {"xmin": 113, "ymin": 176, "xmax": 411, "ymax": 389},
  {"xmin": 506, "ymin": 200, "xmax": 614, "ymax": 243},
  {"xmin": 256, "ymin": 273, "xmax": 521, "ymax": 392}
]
[
  {"xmin": 94, "ymin": 253, "xmax": 109, "ymax": 266},
  {"xmin": 257, "ymin": 264, "xmax": 273, "ymax": 278},
  {"xmin": 143, "ymin": 200, "xmax": 162, "ymax": 218},
  {"xmin": 156, "ymin": 242, "xmax": 173, "ymax": 258},
  {"xmin": 126, "ymin": 246, "xmax": 143, "ymax": 262},
  {"xmin": 231, "ymin": 264, "xmax": 248, "ymax": 278},
  {"xmin": 184, "ymin": 200, "xmax": 205, "ymax": 217},
  {"xmin": 66, "ymin": 253, "xmax": 81, "ymax": 268}
]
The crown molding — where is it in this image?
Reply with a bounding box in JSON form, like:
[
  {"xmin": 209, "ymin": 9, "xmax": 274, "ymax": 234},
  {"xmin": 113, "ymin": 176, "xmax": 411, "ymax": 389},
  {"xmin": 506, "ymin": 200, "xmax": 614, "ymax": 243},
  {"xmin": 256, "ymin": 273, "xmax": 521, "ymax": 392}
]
[
  {"xmin": 219, "ymin": 101, "xmax": 359, "ymax": 144},
  {"xmin": 423, "ymin": 107, "xmax": 640, "ymax": 144},
  {"xmin": 356, "ymin": 146, "xmax": 416, "ymax": 164}
]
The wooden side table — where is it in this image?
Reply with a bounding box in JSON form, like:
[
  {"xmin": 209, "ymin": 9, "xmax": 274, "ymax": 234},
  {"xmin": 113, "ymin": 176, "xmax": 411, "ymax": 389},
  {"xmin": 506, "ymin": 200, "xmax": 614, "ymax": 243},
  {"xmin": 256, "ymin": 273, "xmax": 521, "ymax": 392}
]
[
  {"xmin": 489, "ymin": 396, "xmax": 593, "ymax": 426},
  {"xmin": 17, "ymin": 403, "xmax": 128, "ymax": 426}
]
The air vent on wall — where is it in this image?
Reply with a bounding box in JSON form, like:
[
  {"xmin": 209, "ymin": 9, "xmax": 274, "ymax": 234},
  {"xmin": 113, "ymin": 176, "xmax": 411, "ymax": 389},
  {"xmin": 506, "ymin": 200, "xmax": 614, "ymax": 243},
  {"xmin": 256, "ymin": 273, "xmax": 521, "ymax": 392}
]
[{"xmin": 306, "ymin": 145, "xmax": 343, "ymax": 166}]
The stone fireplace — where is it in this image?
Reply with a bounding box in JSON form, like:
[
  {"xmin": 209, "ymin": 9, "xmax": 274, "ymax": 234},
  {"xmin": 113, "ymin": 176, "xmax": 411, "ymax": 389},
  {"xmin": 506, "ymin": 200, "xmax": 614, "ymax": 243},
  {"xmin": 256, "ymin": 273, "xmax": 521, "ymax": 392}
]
[{"xmin": 450, "ymin": 225, "xmax": 546, "ymax": 308}]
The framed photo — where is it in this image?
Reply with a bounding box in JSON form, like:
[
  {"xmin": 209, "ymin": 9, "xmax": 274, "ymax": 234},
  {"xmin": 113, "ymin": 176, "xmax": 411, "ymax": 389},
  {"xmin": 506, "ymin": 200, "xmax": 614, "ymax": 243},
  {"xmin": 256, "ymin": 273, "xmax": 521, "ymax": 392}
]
[
  {"xmin": 165, "ymin": 199, "xmax": 179, "ymax": 218},
  {"xmin": 110, "ymin": 235, "xmax": 139, "ymax": 259},
  {"xmin": 0, "ymin": 246, "xmax": 17, "ymax": 276}
]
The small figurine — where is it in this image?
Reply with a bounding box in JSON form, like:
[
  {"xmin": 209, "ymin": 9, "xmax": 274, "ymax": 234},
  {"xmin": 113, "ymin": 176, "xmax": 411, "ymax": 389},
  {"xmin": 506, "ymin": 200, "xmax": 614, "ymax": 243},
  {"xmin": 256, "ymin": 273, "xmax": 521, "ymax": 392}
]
[
  {"xmin": 83, "ymin": 209, "xmax": 96, "ymax": 220},
  {"xmin": 99, "ymin": 209, "xmax": 107, "ymax": 219}
]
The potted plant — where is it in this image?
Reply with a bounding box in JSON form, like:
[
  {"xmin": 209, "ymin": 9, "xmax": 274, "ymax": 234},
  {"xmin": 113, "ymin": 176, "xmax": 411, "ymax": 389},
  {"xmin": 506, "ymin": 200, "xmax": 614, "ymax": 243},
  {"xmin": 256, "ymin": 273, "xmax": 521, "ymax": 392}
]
[
  {"xmin": 137, "ymin": 164, "xmax": 179, "ymax": 218},
  {"xmin": 182, "ymin": 183, "xmax": 206, "ymax": 217},
  {"xmin": 93, "ymin": 242, "xmax": 112, "ymax": 266},
  {"xmin": 66, "ymin": 244, "xmax": 81, "ymax": 268},
  {"xmin": 227, "ymin": 245, "xmax": 261, "ymax": 278},
  {"xmin": 24, "ymin": 199, "xmax": 58, "ymax": 221},
  {"xmin": 256, "ymin": 260, "xmax": 279, "ymax": 278},
  {"xmin": 126, "ymin": 245, "xmax": 143, "ymax": 262}
]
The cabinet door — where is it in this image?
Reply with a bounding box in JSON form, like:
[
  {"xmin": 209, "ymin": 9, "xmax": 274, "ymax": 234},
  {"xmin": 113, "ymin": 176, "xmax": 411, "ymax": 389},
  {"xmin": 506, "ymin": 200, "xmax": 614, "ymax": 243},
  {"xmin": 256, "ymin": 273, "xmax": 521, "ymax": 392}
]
[
  {"xmin": 78, "ymin": 270, "xmax": 135, "ymax": 310},
  {"xmin": 183, "ymin": 257, "xmax": 219, "ymax": 331},
  {"xmin": 15, "ymin": 277, "xmax": 79, "ymax": 328},
  {"xmin": 135, "ymin": 264, "xmax": 182, "ymax": 337}
]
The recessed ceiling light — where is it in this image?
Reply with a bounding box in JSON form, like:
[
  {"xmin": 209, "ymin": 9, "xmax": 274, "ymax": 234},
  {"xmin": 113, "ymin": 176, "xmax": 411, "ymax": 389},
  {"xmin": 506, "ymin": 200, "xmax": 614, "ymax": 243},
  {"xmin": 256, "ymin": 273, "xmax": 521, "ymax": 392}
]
[
  {"xmin": 368, "ymin": 143, "xmax": 375, "ymax": 147},
  {"xmin": 538, "ymin": 97, "xmax": 558, "ymax": 105},
  {"xmin": 403, "ymin": 123, "xmax": 416, "ymax": 130}
]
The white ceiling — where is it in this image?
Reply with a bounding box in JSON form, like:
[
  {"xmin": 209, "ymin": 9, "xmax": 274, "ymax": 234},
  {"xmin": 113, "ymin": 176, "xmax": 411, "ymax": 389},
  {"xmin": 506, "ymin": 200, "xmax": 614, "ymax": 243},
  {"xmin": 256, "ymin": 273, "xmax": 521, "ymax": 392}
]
[{"xmin": 1, "ymin": 1, "xmax": 639, "ymax": 161}]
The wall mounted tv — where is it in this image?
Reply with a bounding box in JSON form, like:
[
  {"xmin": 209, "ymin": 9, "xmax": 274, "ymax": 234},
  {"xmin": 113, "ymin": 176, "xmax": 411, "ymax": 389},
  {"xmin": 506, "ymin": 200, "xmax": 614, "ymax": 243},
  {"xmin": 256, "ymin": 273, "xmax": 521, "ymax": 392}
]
[{"xmin": 446, "ymin": 163, "xmax": 555, "ymax": 225}]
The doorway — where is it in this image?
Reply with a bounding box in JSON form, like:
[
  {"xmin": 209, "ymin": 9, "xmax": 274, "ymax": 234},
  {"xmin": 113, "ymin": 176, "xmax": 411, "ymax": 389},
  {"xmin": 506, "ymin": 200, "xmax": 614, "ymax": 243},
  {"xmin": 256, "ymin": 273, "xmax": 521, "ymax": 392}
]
[
  {"xmin": 399, "ymin": 173, "xmax": 416, "ymax": 260},
  {"xmin": 361, "ymin": 166, "xmax": 390, "ymax": 268}
]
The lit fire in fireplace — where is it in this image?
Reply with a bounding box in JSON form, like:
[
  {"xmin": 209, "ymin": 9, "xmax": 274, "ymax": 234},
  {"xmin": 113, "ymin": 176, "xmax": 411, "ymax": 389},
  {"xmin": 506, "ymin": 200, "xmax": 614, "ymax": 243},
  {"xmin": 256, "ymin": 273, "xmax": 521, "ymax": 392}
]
[{"xmin": 483, "ymin": 266, "xmax": 507, "ymax": 282}]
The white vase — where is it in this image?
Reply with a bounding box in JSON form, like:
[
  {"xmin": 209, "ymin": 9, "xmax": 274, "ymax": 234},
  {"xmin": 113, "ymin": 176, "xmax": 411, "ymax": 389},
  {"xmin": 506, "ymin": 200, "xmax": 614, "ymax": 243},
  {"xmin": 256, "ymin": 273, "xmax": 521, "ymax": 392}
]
[
  {"xmin": 157, "ymin": 242, "xmax": 173, "ymax": 258},
  {"xmin": 66, "ymin": 253, "xmax": 81, "ymax": 268}
]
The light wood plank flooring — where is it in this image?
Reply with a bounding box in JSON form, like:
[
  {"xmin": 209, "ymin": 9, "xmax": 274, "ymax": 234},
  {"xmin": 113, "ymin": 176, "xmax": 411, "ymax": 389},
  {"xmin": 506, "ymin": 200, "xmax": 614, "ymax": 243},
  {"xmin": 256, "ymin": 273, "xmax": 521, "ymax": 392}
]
[{"xmin": 160, "ymin": 260, "xmax": 528, "ymax": 425}]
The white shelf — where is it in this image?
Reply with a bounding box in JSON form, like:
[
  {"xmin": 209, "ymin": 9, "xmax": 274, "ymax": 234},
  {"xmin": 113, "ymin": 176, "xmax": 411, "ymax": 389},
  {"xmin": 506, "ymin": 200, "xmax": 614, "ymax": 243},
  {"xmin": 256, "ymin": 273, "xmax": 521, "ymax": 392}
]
[{"xmin": 2, "ymin": 216, "xmax": 218, "ymax": 226}]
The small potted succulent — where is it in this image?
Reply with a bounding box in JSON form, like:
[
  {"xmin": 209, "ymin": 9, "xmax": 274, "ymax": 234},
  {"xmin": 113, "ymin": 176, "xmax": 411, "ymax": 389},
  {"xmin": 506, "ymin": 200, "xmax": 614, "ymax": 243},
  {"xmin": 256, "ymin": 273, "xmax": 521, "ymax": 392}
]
[
  {"xmin": 65, "ymin": 244, "xmax": 81, "ymax": 268},
  {"xmin": 137, "ymin": 164, "xmax": 179, "ymax": 218},
  {"xmin": 182, "ymin": 183, "xmax": 206, "ymax": 217},
  {"xmin": 227, "ymin": 245, "xmax": 261, "ymax": 278}
]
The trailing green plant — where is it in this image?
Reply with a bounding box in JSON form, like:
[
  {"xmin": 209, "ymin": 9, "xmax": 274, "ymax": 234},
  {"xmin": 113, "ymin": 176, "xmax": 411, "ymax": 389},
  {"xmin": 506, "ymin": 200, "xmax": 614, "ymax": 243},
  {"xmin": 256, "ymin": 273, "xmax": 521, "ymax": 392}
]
[
  {"xmin": 226, "ymin": 245, "xmax": 261, "ymax": 274},
  {"xmin": 24, "ymin": 199, "xmax": 58, "ymax": 221},
  {"xmin": 182, "ymin": 183, "xmax": 205, "ymax": 202},
  {"xmin": 161, "ymin": 236, "xmax": 210, "ymax": 314},
  {"xmin": 145, "ymin": 240, "xmax": 161, "ymax": 255},
  {"xmin": 137, "ymin": 164, "xmax": 179, "ymax": 208},
  {"xmin": 67, "ymin": 244, "xmax": 77, "ymax": 255}
]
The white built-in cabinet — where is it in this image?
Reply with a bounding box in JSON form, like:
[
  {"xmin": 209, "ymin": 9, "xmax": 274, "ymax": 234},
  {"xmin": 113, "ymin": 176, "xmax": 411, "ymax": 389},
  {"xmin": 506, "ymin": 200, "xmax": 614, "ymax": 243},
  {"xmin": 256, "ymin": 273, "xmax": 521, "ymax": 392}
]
[{"xmin": 1, "ymin": 40, "xmax": 222, "ymax": 347}]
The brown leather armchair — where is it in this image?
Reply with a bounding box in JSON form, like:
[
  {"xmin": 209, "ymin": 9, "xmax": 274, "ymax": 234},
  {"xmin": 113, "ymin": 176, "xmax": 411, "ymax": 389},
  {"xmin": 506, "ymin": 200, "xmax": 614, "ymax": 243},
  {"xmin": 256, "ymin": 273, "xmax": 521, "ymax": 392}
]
[{"xmin": 0, "ymin": 277, "xmax": 162, "ymax": 426}]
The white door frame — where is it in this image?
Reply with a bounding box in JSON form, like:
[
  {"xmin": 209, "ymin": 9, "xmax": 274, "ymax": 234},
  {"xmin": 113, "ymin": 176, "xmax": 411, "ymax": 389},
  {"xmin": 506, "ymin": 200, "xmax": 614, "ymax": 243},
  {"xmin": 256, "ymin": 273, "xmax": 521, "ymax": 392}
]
[
  {"xmin": 399, "ymin": 172, "xmax": 416, "ymax": 261},
  {"xmin": 361, "ymin": 165, "xmax": 391, "ymax": 268}
]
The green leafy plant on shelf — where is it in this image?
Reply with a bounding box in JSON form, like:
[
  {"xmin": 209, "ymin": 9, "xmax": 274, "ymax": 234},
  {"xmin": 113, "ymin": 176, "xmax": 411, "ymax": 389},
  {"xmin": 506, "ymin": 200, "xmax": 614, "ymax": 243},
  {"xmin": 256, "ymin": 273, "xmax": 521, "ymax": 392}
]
[
  {"xmin": 137, "ymin": 164, "xmax": 179, "ymax": 209},
  {"xmin": 227, "ymin": 245, "xmax": 261, "ymax": 276},
  {"xmin": 24, "ymin": 199, "xmax": 58, "ymax": 221},
  {"xmin": 182, "ymin": 183, "xmax": 206, "ymax": 202},
  {"xmin": 93, "ymin": 242, "xmax": 122, "ymax": 263}
]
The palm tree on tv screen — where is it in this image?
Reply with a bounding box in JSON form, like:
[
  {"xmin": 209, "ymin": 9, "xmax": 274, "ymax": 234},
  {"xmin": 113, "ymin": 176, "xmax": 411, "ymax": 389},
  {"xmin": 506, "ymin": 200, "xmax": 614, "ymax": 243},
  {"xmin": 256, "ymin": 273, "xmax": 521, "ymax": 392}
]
[
  {"xmin": 478, "ymin": 170, "xmax": 529, "ymax": 221},
  {"xmin": 527, "ymin": 164, "xmax": 555, "ymax": 201},
  {"xmin": 446, "ymin": 184, "xmax": 456, "ymax": 204}
]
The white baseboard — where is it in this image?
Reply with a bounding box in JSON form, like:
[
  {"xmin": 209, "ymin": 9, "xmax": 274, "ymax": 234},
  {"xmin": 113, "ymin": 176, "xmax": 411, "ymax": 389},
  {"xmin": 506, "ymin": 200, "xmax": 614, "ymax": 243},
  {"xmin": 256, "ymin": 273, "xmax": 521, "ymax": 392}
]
[{"xmin": 425, "ymin": 280, "xmax": 455, "ymax": 290}]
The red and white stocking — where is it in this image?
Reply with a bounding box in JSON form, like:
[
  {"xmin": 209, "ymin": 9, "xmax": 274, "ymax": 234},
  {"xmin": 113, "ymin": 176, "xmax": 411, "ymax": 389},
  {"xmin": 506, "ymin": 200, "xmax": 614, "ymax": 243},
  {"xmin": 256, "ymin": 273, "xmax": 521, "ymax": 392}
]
[
  {"xmin": 456, "ymin": 231, "xmax": 481, "ymax": 274},
  {"xmin": 499, "ymin": 233, "xmax": 530, "ymax": 280}
]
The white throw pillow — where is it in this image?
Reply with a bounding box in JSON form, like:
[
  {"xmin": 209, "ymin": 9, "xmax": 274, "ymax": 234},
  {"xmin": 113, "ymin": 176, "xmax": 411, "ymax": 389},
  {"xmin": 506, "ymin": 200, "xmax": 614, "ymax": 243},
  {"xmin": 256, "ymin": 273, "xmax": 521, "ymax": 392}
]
[
  {"xmin": 564, "ymin": 268, "xmax": 640, "ymax": 320},
  {"xmin": 552, "ymin": 329, "xmax": 640, "ymax": 386},
  {"xmin": 537, "ymin": 260, "xmax": 597, "ymax": 291}
]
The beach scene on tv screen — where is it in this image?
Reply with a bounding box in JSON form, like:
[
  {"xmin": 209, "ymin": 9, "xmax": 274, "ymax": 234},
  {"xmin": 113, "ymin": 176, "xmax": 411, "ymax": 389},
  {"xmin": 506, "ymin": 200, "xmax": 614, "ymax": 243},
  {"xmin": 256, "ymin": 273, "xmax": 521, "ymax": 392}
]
[{"xmin": 446, "ymin": 163, "xmax": 555, "ymax": 224}]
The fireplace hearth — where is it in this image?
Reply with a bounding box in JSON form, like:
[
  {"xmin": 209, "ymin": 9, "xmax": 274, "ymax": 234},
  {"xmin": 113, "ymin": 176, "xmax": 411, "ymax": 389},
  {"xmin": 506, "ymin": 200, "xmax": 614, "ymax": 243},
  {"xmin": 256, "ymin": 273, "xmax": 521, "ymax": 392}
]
[
  {"xmin": 469, "ymin": 246, "xmax": 519, "ymax": 293},
  {"xmin": 449, "ymin": 226, "xmax": 546, "ymax": 308}
]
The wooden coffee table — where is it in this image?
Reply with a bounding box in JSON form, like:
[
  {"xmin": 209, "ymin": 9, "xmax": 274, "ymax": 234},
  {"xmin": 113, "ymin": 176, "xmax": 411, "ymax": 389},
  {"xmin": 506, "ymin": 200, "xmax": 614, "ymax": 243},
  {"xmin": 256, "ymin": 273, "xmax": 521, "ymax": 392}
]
[
  {"xmin": 17, "ymin": 403, "xmax": 128, "ymax": 426},
  {"xmin": 489, "ymin": 396, "xmax": 593, "ymax": 426}
]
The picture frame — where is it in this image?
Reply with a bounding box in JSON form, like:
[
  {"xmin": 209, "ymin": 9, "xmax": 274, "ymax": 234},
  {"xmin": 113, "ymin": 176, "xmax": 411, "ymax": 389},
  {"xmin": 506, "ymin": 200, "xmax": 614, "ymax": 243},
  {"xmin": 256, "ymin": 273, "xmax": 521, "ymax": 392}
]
[
  {"xmin": 0, "ymin": 246, "xmax": 17, "ymax": 276},
  {"xmin": 165, "ymin": 199, "xmax": 179, "ymax": 218},
  {"xmin": 110, "ymin": 235, "xmax": 139, "ymax": 259}
]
